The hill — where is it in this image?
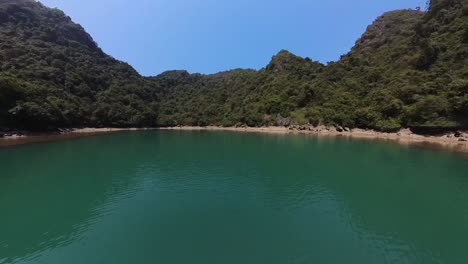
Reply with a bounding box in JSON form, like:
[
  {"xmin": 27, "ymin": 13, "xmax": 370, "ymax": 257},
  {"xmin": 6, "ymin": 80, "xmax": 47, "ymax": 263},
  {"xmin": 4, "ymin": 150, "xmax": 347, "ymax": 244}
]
[
  {"xmin": 0, "ymin": 0, "xmax": 158, "ymax": 129},
  {"xmin": 0, "ymin": 0, "xmax": 466, "ymax": 132}
]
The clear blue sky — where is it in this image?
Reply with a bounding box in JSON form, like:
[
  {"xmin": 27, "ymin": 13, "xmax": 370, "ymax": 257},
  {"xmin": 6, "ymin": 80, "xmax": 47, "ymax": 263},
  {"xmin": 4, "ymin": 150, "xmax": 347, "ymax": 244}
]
[{"xmin": 38, "ymin": 0, "xmax": 426, "ymax": 76}]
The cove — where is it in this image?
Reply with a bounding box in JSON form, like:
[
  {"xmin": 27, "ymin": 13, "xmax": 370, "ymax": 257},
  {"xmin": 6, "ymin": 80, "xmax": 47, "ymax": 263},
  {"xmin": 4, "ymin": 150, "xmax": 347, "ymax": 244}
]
[{"xmin": 0, "ymin": 130, "xmax": 468, "ymax": 264}]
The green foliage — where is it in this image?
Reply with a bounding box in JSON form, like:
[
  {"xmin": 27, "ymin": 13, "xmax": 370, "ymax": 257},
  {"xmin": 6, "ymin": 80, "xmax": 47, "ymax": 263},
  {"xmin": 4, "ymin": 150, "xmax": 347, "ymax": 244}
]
[
  {"xmin": 0, "ymin": 0, "xmax": 466, "ymax": 133},
  {"xmin": 406, "ymin": 95, "xmax": 456, "ymax": 128},
  {"xmin": 0, "ymin": 76, "xmax": 24, "ymax": 125},
  {"xmin": 290, "ymin": 110, "xmax": 309, "ymax": 125},
  {"xmin": 375, "ymin": 119, "xmax": 402, "ymax": 132},
  {"xmin": 0, "ymin": 0, "xmax": 157, "ymax": 129}
]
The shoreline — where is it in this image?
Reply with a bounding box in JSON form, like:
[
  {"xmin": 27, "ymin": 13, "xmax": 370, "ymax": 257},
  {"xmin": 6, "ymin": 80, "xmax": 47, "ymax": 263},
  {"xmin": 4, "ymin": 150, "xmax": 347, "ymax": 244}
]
[
  {"xmin": 0, "ymin": 128, "xmax": 157, "ymax": 147},
  {"xmin": 1, "ymin": 126, "xmax": 468, "ymax": 154},
  {"xmin": 160, "ymin": 126, "xmax": 468, "ymax": 154}
]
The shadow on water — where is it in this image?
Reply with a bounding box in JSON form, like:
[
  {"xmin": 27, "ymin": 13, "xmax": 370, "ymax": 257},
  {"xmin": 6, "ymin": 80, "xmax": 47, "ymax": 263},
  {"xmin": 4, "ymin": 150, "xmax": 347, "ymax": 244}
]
[{"xmin": 0, "ymin": 131, "xmax": 467, "ymax": 264}]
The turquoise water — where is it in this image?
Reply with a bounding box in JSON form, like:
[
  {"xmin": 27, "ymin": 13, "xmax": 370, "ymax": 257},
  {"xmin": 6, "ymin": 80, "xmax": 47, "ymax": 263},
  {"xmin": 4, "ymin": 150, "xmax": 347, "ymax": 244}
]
[{"xmin": 0, "ymin": 131, "xmax": 468, "ymax": 264}]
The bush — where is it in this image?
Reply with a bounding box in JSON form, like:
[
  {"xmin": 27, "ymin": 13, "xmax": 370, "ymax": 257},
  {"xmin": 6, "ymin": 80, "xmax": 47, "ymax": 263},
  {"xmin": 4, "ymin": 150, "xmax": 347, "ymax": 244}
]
[
  {"xmin": 305, "ymin": 108, "xmax": 323, "ymax": 126},
  {"xmin": 354, "ymin": 108, "xmax": 381, "ymax": 128},
  {"xmin": 290, "ymin": 110, "xmax": 308, "ymax": 125},
  {"xmin": 375, "ymin": 119, "xmax": 402, "ymax": 132}
]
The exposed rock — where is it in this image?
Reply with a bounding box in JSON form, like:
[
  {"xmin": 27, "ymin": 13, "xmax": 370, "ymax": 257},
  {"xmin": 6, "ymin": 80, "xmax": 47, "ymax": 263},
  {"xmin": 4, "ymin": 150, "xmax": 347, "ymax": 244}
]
[
  {"xmin": 234, "ymin": 123, "xmax": 248, "ymax": 128},
  {"xmin": 277, "ymin": 117, "xmax": 291, "ymax": 127},
  {"xmin": 454, "ymin": 131, "xmax": 462, "ymax": 138},
  {"xmin": 344, "ymin": 127, "xmax": 350, "ymax": 132},
  {"xmin": 335, "ymin": 126, "xmax": 344, "ymax": 132},
  {"xmin": 459, "ymin": 138, "xmax": 467, "ymax": 142}
]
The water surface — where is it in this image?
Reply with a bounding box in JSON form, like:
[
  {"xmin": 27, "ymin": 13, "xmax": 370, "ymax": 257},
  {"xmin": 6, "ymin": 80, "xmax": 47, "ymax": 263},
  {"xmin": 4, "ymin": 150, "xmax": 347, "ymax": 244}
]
[{"xmin": 1, "ymin": 131, "xmax": 468, "ymax": 264}]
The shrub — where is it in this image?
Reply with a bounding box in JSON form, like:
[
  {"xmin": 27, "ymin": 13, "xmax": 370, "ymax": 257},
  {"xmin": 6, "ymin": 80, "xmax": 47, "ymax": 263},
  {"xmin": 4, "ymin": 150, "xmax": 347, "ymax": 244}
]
[{"xmin": 375, "ymin": 119, "xmax": 402, "ymax": 132}]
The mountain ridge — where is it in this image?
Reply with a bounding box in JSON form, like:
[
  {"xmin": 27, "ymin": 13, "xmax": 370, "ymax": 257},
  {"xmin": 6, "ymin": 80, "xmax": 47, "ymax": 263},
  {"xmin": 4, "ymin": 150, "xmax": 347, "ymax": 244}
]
[{"xmin": 0, "ymin": 0, "xmax": 467, "ymax": 132}]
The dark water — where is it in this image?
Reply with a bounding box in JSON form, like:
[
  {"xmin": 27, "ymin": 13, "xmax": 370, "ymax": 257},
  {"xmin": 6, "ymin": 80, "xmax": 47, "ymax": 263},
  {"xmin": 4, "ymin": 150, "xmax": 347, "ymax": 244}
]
[{"xmin": 1, "ymin": 131, "xmax": 468, "ymax": 264}]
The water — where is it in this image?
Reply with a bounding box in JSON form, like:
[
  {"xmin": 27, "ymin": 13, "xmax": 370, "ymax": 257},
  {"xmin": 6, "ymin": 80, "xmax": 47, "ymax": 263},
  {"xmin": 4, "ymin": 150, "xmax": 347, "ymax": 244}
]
[{"xmin": 0, "ymin": 131, "xmax": 468, "ymax": 264}]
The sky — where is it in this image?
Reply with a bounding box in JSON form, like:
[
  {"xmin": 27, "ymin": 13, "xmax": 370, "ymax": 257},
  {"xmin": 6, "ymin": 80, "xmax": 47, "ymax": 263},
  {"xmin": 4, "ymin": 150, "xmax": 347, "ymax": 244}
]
[{"xmin": 38, "ymin": 0, "xmax": 427, "ymax": 76}]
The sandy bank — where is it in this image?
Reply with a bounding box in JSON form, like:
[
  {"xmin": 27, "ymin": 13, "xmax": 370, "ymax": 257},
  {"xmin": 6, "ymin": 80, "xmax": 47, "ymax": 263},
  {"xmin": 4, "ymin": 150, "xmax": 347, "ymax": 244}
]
[
  {"xmin": 0, "ymin": 127, "xmax": 156, "ymax": 147},
  {"xmin": 1, "ymin": 126, "xmax": 467, "ymax": 154},
  {"xmin": 161, "ymin": 126, "xmax": 468, "ymax": 154}
]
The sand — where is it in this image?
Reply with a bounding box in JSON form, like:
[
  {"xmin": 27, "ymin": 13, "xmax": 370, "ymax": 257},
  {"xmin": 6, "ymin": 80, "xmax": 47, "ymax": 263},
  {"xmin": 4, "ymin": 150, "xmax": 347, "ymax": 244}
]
[
  {"xmin": 160, "ymin": 126, "xmax": 468, "ymax": 154},
  {"xmin": 1, "ymin": 126, "xmax": 467, "ymax": 154}
]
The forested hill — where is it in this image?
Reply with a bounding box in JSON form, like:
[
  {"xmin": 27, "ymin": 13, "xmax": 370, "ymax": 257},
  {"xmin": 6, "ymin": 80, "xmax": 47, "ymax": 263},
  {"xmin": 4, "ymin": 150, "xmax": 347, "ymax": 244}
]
[
  {"xmin": 0, "ymin": 0, "xmax": 467, "ymax": 132},
  {"xmin": 0, "ymin": 0, "xmax": 158, "ymax": 128}
]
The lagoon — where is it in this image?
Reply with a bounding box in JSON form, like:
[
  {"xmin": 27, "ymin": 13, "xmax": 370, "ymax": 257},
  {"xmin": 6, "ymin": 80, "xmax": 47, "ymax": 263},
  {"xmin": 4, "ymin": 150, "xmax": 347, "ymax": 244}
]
[{"xmin": 1, "ymin": 131, "xmax": 468, "ymax": 264}]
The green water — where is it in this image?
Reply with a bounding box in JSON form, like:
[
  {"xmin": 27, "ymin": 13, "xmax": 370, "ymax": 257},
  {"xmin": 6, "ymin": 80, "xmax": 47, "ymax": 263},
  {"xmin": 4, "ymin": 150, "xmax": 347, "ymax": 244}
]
[{"xmin": 1, "ymin": 131, "xmax": 468, "ymax": 264}]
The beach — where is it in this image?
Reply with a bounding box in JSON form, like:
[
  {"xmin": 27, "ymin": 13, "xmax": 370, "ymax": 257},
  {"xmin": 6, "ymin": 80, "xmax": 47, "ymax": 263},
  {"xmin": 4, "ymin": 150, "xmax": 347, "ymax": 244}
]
[{"xmin": 1, "ymin": 126, "xmax": 468, "ymax": 154}]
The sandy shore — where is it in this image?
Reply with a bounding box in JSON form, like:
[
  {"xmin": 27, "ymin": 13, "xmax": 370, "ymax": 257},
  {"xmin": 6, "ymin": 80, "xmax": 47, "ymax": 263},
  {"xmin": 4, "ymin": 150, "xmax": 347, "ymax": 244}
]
[
  {"xmin": 0, "ymin": 128, "xmax": 156, "ymax": 147},
  {"xmin": 160, "ymin": 126, "xmax": 468, "ymax": 154},
  {"xmin": 1, "ymin": 126, "xmax": 468, "ymax": 154}
]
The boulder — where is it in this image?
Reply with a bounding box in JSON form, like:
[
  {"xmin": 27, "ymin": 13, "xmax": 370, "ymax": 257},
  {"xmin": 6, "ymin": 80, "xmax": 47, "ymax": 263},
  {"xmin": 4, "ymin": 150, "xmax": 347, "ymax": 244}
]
[
  {"xmin": 344, "ymin": 127, "xmax": 350, "ymax": 132},
  {"xmin": 335, "ymin": 126, "xmax": 344, "ymax": 132},
  {"xmin": 454, "ymin": 131, "xmax": 462, "ymax": 138},
  {"xmin": 459, "ymin": 138, "xmax": 467, "ymax": 142}
]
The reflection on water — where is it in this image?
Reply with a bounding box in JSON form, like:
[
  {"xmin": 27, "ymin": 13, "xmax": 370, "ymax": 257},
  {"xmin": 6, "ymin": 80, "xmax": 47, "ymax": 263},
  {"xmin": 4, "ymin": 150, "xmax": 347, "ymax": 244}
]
[{"xmin": 0, "ymin": 131, "xmax": 467, "ymax": 264}]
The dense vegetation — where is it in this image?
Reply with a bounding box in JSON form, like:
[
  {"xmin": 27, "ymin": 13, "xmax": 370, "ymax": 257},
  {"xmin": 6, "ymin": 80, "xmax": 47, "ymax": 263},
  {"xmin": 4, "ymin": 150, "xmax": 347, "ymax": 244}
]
[
  {"xmin": 0, "ymin": 0, "xmax": 158, "ymax": 129},
  {"xmin": 0, "ymin": 0, "xmax": 467, "ymax": 132}
]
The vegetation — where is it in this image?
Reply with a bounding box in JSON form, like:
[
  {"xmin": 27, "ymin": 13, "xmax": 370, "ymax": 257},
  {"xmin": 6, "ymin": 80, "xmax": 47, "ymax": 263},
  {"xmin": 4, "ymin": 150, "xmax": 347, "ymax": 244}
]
[{"xmin": 0, "ymin": 0, "xmax": 467, "ymax": 132}]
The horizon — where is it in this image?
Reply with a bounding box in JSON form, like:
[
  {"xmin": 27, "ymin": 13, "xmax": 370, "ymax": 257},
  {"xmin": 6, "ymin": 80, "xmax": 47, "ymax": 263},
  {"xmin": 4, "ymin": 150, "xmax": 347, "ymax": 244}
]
[{"xmin": 38, "ymin": 0, "xmax": 426, "ymax": 76}]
